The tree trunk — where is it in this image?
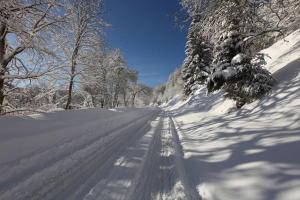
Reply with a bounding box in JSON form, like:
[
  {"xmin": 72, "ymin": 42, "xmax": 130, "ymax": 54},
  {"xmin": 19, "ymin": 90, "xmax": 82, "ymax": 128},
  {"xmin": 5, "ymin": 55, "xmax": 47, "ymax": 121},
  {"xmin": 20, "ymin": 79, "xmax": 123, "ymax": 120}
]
[
  {"xmin": 113, "ymin": 87, "xmax": 119, "ymax": 108},
  {"xmin": 0, "ymin": 76, "xmax": 4, "ymax": 115},
  {"xmin": 0, "ymin": 23, "xmax": 7, "ymax": 115},
  {"xmin": 131, "ymin": 93, "xmax": 136, "ymax": 107},
  {"xmin": 123, "ymin": 91, "xmax": 128, "ymax": 106},
  {"xmin": 65, "ymin": 60, "xmax": 76, "ymax": 109},
  {"xmin": 65, "ymin": 38, "xmax": 79, "ymax": 110},
  {"xmin": 65, "ymin": 75, "xmax": 74, "ymax": 109},
  {"xmin": 91, "ymin": 95, "xmax": 96, "ymax": 107},
  {"xmin": 100, "ymin": 99, "xmax": 104, "ymax": 108}
]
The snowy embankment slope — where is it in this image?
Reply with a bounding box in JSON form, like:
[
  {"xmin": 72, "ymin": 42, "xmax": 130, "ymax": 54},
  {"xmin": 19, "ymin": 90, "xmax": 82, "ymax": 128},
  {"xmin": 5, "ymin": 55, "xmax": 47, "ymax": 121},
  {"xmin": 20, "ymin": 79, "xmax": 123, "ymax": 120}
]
[{"xmin": 163, "ymin": 30, "xmax": 300, "ymax": 200}]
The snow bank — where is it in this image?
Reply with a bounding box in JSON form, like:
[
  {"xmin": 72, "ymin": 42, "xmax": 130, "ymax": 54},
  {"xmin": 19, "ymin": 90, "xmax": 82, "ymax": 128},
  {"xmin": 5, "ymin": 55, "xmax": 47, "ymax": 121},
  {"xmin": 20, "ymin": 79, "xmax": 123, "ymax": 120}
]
[{"xmin": 164, "ymin": 29, "xmax": 300, "ymax": 200}]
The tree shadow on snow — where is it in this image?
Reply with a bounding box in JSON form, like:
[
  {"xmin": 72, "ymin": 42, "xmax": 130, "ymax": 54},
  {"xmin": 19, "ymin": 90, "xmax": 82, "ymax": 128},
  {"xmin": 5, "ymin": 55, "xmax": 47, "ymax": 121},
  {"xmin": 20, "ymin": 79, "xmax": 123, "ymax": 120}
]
[{"xmin": 171, "ymin": 58, "xmax": 300, "ymax": 200}]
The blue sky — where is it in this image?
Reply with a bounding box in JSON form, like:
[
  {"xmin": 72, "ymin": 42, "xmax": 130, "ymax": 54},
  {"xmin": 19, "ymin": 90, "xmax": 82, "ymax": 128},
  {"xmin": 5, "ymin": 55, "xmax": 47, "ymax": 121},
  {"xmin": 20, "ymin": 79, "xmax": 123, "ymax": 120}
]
[{"xmin": 103, "ymin": 0, "xmax": 188, "ymax": 87}]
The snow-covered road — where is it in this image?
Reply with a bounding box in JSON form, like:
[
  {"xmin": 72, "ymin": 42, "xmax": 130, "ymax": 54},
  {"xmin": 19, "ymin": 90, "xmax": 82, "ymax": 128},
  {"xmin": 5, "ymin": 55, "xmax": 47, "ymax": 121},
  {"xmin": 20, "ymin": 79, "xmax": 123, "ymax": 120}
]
[{"xmin": 0, "ymin": 108, "xmax": 197, "ymax": 200}]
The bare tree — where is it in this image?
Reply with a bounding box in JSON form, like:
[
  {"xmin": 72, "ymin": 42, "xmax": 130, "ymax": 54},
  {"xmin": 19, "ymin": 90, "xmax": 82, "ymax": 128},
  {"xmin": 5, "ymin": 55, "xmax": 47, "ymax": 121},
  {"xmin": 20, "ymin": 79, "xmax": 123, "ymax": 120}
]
[
  {"xmin": 81, "ymin": 42, "xmax": 107, "ymax": 107},
  {"xmin": 120, "ymin": 69, "xmax": 138, "ymax": 107},
  {"xmin": 130, "ymin": 83, "xmax": 152, "ymax": 107},
  {"xmin": 57, "ymin": 0, "xmax": 104, "ymax": 109},
  {"xmin": 0, "ymin": 0, "xmax": 153, "ymax": 114},
  {"xmin": 0, "ymin": 0, "xmax": 64, "ymax": 114},
  {"xmin": 102, "ymin": 49, "xmax": 128, "ymax": 108}
]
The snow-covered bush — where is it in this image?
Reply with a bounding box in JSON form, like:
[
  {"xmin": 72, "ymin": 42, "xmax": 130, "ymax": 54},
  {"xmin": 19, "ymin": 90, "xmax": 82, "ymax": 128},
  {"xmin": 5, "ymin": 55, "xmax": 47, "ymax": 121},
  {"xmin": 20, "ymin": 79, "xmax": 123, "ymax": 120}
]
[{"xmin": 223, "ymin": 54, "xmax": 275, "ymax": 105}]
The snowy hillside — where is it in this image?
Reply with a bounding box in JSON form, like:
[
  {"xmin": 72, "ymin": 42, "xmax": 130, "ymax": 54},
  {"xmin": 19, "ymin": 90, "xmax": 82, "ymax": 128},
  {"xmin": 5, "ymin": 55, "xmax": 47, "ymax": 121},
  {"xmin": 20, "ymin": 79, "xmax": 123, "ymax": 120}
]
[{"xmin": 162, "ymin": 29, "xmax": 300, "ymax": 200}]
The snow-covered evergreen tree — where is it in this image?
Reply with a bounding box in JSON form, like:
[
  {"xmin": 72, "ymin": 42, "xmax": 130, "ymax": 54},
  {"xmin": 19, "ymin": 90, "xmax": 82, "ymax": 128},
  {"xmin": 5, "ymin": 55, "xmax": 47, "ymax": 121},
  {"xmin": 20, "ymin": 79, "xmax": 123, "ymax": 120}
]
[
  {"xmin": 206, "ymin": 2, "xmax": 242, "ymax": 93},
  {"xmin": 223, "ymin": 53, "xmax": 275, "ymax": 106},
  {"xmin": 207, "ymin": 1, "xmax": 275, "ymax": 106},
  {"xmin": 182, "ymin": 11, "xmax": 212, "ymax": 96}
]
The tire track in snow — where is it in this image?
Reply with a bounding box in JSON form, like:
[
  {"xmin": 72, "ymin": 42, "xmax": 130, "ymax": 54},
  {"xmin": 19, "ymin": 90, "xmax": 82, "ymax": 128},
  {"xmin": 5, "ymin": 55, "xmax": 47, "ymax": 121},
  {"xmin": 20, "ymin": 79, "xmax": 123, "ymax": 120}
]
[
  {"xmin": 126, "ymin": 113, "xmax": 201, "ymax": 200},
  {"xmin": 55, "ymin": 113, "xmax": 160, "ymax": 200},
  {"xmin": 168, "ymin": 116, "xmax": 202, "ymax": 200},
  {"xmin": 148, "ymin": 115, "xmax": 201, "ymax": 200},
  {"xmin": 154, "ymin": 116, "xmax": 179, "ymax": 200},
  {"xmin": 0, "ymin": 110, "xmax": 132, "ymax": 165},
  {"xmin": 0, "ymin": 110, "xmax": 160, "ymax": 200},
  {"xmin": 0, "ymin": 109, "xmax": 201, "ymax": 200},
  {"xmin": 125, "ymin": 114, "xmax": 163, "ymax": 200},
  {"xmin": 0, "ymin": 110, "xmax": 155, "ymax": 193},
  {"xmin": 83, "ymin": 116, "xmax": 163, "ymax": 200}
]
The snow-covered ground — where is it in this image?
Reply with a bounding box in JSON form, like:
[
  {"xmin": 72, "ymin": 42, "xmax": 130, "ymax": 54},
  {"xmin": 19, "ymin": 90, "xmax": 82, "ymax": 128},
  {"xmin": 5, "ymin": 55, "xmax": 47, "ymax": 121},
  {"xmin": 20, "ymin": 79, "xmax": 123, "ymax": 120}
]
[
  {"xmin": 0, "ymin": 108, "xmax": 201, "ymax": 200},
  {"xmin": 0, "ymin": 30, "xmax": 299, "ymax": 200},
  {"xmin": 0, "ymin": 108, "xmax": 164, "ymax": 199},
  {"xmin": 163, "ymin": 30, "xmax": 300, "ymax": 200}
]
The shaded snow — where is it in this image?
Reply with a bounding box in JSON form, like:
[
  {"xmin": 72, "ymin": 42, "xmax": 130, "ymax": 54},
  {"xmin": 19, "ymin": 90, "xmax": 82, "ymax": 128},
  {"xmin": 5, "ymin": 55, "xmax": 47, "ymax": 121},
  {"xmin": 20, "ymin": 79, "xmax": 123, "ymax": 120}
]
[{"xmin": 163, "ymin": 30, "xmax": 300, "ymax": 200}]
